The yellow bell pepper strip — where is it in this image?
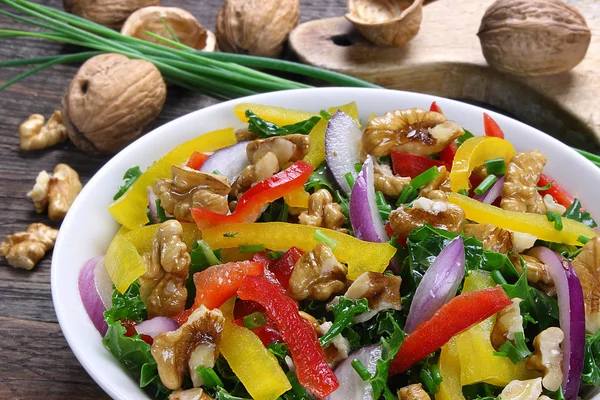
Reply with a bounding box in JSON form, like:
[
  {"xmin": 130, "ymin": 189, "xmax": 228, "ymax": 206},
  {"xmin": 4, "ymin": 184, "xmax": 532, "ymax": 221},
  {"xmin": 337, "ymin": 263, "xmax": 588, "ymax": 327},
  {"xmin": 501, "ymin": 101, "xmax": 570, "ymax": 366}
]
[
  {"xmin": 436, "ymin": 338, "xmax": 465, "ymax": 400},
  {"xmin": 192, "ymin": 161, "xmax": 314, "ymax": 229},
  {"xmin": 449, "ymin": 136, "xmax": 516, "ymax": 192},
  {"xmin": 456, "ymin": 270, "xmax": 540, "ymax": 386},
  {"xmin": 109, "ymin": 128, "xmax": 236, "ymax": 230},
  {"xmin": 304, "ymin": 101, "xmax": 359, "ymax": 166},
  {"xmin": 122, "ymin": 222, "xmax": 201, "ymax": 254},
  {"xmin": 201, "ymin": 222, "xmax": 397, "ymax": 280},
  {"xmin": 218, "ymin": 319, "xmax": 291, "ymax": 400},
  {"xmin": 448, "ymin": 193, "xmax": 597, "ymax": 245},
  {"xmin": 234, "ymin": 103, "xmax": 316, "ymax": 126},
  {"xmin": 104, "ymin": 234, "xmax": 147, "ymax": 294},
  {"xmin": 219, "ymin": 295, "xmax": 236, "ymax": 320},
  {"xmin": 284, "ymin": 187, "xmax": 310, "ymax": 208}
]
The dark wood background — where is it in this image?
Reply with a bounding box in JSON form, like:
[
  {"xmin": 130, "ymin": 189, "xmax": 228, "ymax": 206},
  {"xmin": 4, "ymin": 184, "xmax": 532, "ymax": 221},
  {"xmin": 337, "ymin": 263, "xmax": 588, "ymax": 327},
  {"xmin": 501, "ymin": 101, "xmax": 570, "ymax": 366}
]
[
  {"xmin": 0, "ymin": 1, "xmax": 347, "ymax": 398},
  {"xmin": 0, "ymin": 0, "xmax": 597, "ymax": 399}
]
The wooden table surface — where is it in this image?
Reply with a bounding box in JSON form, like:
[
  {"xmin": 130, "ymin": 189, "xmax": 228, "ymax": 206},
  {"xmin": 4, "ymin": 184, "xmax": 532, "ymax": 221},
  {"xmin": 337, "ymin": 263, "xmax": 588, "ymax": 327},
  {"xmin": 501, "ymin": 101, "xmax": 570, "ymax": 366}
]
[
  {"xmin": 0, "ymin": 1, "xmax": 346, "ymax": 398},
  {"xmin": 0, "ymin": 0, "xmax": 597, "ymax": 399}
]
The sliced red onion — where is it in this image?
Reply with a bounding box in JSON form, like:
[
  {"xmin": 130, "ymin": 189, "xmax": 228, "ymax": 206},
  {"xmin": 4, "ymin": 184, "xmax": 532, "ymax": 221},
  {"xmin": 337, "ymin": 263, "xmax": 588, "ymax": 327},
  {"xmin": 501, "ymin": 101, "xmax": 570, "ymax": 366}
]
[
  {"xmin": 200, "ymin": 141, "xmax": 250, "ymax": 183},
  {"xmin": 474, "ymin": 176, "xmax": 504, "ymax": 204},
  {"xmin": 78, "ymin": 256, "xmax": 113, "ymax": 336},
  {"xmin": 527, "ymin": 247, "xmax": 585, "ymax": 400},
  {"xmin": 350, "ymin": 156, "xmax": 389, "ymax": 243},
  {"xmin": 147, "ymin": 186, "xmax": 159, "ymax": 224},
  {"xmin": 404, "ymin": 236, "xmax": 465, "ymax": 333},
  {"xmin": 325, "ymin": 111, "xmax": 363, "ymax": 195},
  {"xmin": 134, "ymin": 317, "xmax": 179, "ymax": 338},
  {"xmin": 326, "ymin": 345, "xmax": 382, "ymax": 400}
]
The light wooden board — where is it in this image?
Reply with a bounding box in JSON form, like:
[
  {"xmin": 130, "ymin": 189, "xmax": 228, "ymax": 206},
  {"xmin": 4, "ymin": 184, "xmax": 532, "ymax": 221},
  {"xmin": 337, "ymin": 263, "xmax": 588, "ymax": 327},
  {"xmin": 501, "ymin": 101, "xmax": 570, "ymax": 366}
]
[{"xmin": 289, "ymin": 0, "xmax": 600, "ymax": 150}]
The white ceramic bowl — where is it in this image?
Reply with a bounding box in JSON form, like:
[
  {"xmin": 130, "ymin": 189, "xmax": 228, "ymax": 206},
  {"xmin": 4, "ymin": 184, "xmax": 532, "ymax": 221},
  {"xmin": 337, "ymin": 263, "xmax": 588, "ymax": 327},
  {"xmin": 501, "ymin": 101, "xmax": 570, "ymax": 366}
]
[{"xmin": 52, "ymin": 88, "xmax": 600, "ymax": 400}]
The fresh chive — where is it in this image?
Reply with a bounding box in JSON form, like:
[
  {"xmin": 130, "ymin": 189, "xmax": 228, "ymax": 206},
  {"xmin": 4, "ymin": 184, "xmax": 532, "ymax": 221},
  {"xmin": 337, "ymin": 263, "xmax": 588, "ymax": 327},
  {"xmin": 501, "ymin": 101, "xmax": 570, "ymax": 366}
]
[
  {"xmin": 493, "ymin": 332, "xmax": 531, "ymax": 364},
  {"xmin": 491, "ymin": 269, "xmax": 507, "ymax": 285},
  {"xmin": 420, "ymin": 368, "xmax": 437, "ymax": 394},
  {"xmin": 429, "ymin": 364, "xmax": 443, "ymax": 388},
  {"xmin": 546, "ymin": 212, "xmax": 563, "ymax": 231},
  {"xmin": 375, "ymin": 191, "xmax": 392, "ymax": 220},
  {"xmin": 266, "ymin": 250, "xmax": 284, "ymax": 260},
  {"xmin": 243, "ymin": 311, "xmax": 267, "ymax": 329},
  {"xmin": 456, "ymin": 129, "xmax": 475, "ymax": 147},
  {"xmin": 351, "ymin": 359, "xmax": 372, "ymax": 381},
  {"xmin": 458, "ymin": 189, "xmax": 469, "ymax": 196},
  {"xmin": 473, "ymin": 174, "xmax": 498, "ymax": 196},
  {"xmin": 239, "ymin": 244, "xmax": 266, "ymax": 253},
  {"xmin": 344, "ymin": 172, "xmax": 356, "ymax": 189},
  {"xmin": 396, "ymin": 185, "xmax": 418, "ymax": 205},
  {"xmin": 354, "ymin": 163, "xmax": 362, "ymax": 173},
  {"xmin": 537, "ymin": 181, "xmax": 553, "ymax": 191},
  {"xmin": 212, "ymin": 170, "xmax": 222, "ymax": 175},
  {"xmin": 410, "ymin": 166, "xmax": 440, "ymax": 189},
  {"xmin": 484, "ymin": 158, "xmax": 507, "ymax": 175},
  {"xmin": 195, "ymin": 366, "xmax": 224, "ymax": 388},
  {"xmin": 314, "ymin": 229, "xmax": 338, "ymax": 250},
  {"xmin": 578, "ymin": 235, "xmax": 591, "ymax": 245},
  {"xmin": 223, "ymin": 232, "xmax": 237, "ymax": 238},
  {"xmin": 155, "ymin": 16, "xmax": 180, "ymax": 43},
  {"xmin": 320, "ymin": 110, "xmax": 332, "ymax": 120}
]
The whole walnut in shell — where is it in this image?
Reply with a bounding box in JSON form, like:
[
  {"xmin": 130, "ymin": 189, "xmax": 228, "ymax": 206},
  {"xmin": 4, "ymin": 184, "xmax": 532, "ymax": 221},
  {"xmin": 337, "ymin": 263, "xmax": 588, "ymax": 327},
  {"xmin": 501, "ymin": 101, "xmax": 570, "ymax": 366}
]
[
  {"xmin": 63, "ymin": 0, "xmax": 159, "ymax": 30},
  {"xmin": 62, "ymin": 54, "xmax": 166, "ymax": 155},
  {"xmin": 478, "ymin": 0, "xmax": 591, "ymax": 76},
  {"xmin": 216, "ymin": 0, "xmax": 300, "ymax": 58},
  {"xmin": 346, "ymin": 0, "xmax": 424, "ymax": 47},
  {"xmin": 121, "ymin": 7, "xmax": 216, "ymax": 51}
]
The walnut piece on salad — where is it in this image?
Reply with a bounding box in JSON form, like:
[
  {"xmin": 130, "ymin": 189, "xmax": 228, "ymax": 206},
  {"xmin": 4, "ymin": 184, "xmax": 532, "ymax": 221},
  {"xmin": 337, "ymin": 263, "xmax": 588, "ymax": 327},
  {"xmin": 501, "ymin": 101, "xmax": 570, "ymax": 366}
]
[
  {"xmin": 151, "ymin": 306, "xmax": 224, "ymax": 391},
  {"xmin": 526, "ymin": 327, "xmax": 564, "ymax": 392},
  {"xmin": 463, "ymin": 223, "xmax": 514, "ymax": 254},
  {"xmin": 140, "ymin": 220, "xmax": 191, "ymax": 319},
  {"xmin": 288, "ymin": 243, "xmax": 348, "ymax": 301},
  {"xmin": 374, "ymin": 163, "xmax": 410, "ymax": 198},
  {"xmin": 362, "ymin": 108, "xmax": 464, "ymax": 157},
  {"xmin": 571, "ymin": 236, "xmax": 600, "ymax": 333},
  {"xmin": 154, "ymin": 166, "xmax": 231, "ymax": 221},
  {"xmin": 298, "ymin": 189, "xmax": 347, "ymax": 232},
  {"xmin": 27, "ymin": 163, "xmax": 82, "ymax": 221},
  {"xmin": 168, "ymin": 388, "xmax": 213, "ymax": 400},
  {"xmin": 491, "ymin": 298, "xmax": 524, "ymax": 350},
  {"xmin": 499, "ymin": 378, "xmax": 543, "ymax": 400},
  {"xmin": 19, "ymin": 110, "xmax": 67, "ymax": 151},
  {"xmin": 389, "ymin": 197, "xmax": 465, "ymax": 237},
  {"xmin": 397, "ymin": 383, "xmax": 431, "ymax": 400},
  {"xmin": 0, "ymin": 223, "xmax": 58, "ymax": 270},
  {"xmin": 343, "ymin": 271, "xmax": 402, "ymax": 323},
  {"xmin": 501, "ymin": 150, "xmax": 547, "ymax": 214},
  {"xmin": 419, "ymin": 165, "xmax": 451, "ymax": 200}
]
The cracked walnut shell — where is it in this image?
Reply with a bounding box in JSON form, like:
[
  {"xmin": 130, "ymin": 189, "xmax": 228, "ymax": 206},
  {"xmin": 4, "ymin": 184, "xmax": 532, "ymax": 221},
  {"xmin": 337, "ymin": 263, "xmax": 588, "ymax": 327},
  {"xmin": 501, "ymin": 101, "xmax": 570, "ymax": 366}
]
[
  {"xmin": 122, "ymin": 7, "xmax": 216, "ymax": 51},
  {"xmin": 63, "ymin": 0, "xmax": 159, "ymax": 30},
  {"xmin": 62, "ymin": 53, "xmax": 166, "ymax": 155},
  {"xmin": 478, "ymin": 0, "xmax": 591, "ymax": 76},
  {"xmin": 346, "ymin": 0, "xmax": 424, "ymax": 47},
  {"xmin": 216, "ymin": 0, "xmax": 300, "ymax": 58}
]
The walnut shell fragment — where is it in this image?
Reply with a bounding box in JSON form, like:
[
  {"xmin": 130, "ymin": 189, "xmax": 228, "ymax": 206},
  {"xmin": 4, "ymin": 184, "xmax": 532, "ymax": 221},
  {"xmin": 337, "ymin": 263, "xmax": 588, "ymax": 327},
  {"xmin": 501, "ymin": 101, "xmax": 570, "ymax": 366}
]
[
  {"xmin": 478, "ymin": 0, "xmax": 591, "ymax": 76},
  {"xmin": 63, "ymin": 0, "xmax": 159, "ymax": 30},
  {"xmin": 346, "ymin": 0, "xmax": 424, "ymax": 47},
  {"xmin": 62, "ymin": 54, "xmax": 166, "ymax": 155},
  {"xmin": 121, "ymin": 7, "xmax": 216, "ymax": 51},
  {"xmin": 216, "ymin": 0, "xmax": 300, "ymax": 58}
]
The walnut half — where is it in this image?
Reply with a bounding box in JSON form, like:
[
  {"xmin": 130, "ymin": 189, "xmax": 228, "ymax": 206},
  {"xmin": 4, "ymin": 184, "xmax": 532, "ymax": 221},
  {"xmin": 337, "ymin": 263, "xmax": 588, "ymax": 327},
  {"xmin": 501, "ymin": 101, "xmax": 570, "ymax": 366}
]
[
  {"xmin": 343, "ymin": 271, "xmax": 402, "ymax": 323},
  {"xmin": 27, "ymin": 164, "xmax": 82, "ymax": 221},
  {"xmin": 389, "ymin": 197, "xmax": 465, "ymax": 236},
  {"xmin": 0, "ymin": 223, "xmax": 58, "ymax": 270},
  {"xmin": 19, "ymin": 111, "xmax": 67, "ymax": 151},
  {"xmin": 501, "ymin": 150, "xmax": 547, "ymax": 214},
  {"xmin": 499, "ymin": 378, "xmax": 543, "ymax": 400},
  {"xmin": 398, "ymin": 383, "xmax": 431, "ymax": 400},
  {"xmin": 298, "ymin": 189, "xmax": 347, "ymax": 232},
  {"xmin": 525, "ymin": 327, "xmax": 564, "ymax": 392}
]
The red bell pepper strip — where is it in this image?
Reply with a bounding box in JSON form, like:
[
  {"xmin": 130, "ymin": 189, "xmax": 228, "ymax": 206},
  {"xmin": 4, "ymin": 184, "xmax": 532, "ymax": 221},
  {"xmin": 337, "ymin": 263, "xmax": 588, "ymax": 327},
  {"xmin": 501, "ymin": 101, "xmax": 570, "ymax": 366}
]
[
  {"xmin": 237, "ymin": 275, "xmax": 339, "ymax": 398},
  {"xmin": 233, "ymin": 300, "xmax": 283, "ymax": 346},
  {"xmin": 269, "ymin": 247, "xmax": 303, "ymax": 290},
  {"xmin": 483, "ymin": 113, "xmax": 505, "ymax": 139},
  {"xmin": 537, "ymin": 173, "xmax": 574, "ymax": 208},
  {"xmin": 391, "ymin": 152, "xmax": 449, "ymax": 179},
  {"xmin": 439, "ymin": 141, "xmax": 458, "ymax": 165},
  {"xmin": 174, "ymin": 261, "xmax": 264, "ymax": 325},
  {"xmin": 187, "ymin": 151, "xmax": 210, "ymax": 170},
  {"xmin": 192, "ymin": 160, "xmax": 314, "ymax": 229},
  {"xmin": 430, "ymin": 101, "xmax": 444, "ymax": 114},
  {"xmin": 389, "ymin": 286, "xmax": 512, "ymax": 375}
]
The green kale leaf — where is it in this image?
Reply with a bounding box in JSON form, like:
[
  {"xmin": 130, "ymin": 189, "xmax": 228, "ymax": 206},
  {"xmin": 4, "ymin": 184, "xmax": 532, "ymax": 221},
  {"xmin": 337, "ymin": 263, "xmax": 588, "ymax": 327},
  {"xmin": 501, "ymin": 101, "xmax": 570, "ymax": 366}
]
[
  {"xmin": 563, "ymin": 198, "xmax": 597, "ymax": 228},
  {"xmin": 246, "ymin": 110, "xmax": 321, "ymax": 139},
  {"xmin": 320, "ymin": 297, "xmax": 369, "ymax": 348},
  {"xmin": 114, "ymin": 166, "xmax": 143, "ymax": 200}
]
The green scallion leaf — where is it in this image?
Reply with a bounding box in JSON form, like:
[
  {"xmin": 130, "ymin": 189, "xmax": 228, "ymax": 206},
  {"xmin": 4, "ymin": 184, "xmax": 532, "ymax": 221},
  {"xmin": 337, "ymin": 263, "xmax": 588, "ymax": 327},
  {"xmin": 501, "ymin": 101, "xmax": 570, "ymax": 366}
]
[
  {"xmin": 456, "ymin": 129, "xmax": 475, "ymax": 147},
  {"xmin": 351, "ymin": 359, "xmax": 372, "ymax": 381},
  {"xmin": 238, "ymin": 244, "xmax": 266, "ymax": 253},
  {"xmin": 547, "ymin": 212, "xmax": 564, "ymax": 231},
  {"xmin": 344, "ymin": 172, "xmax": 356, "ymax": 189},
  {"xmin": 396, "ymin": 184, "xmax": 418, "ymax": 205},
  {"xmin": 458, "ymin": 189, "xmax": 469, "ymax": 196},
  {"xmin": 410, "ymin": 166, "xmax": 440, "ymax": 189},
  {"xmin": 484, "ymin": 158, "xmax": 507, "ymax": 175},
  {"xmin": 223, "ymin": 232, "xmax": 238, "ymax": 238},
  {"xmin": 243, "ymin": 311, "xmax": 267, "ymax": 329},
  {"xmin": 320, "ymin": 110, "xmax": 332, "ymax": 120},
  {"xmin": 196, "ymin": 366, "xmax": 224, "ymax": 389},
  {"xmin": 490, "ymin": 269, "xmax": 507, "ymax": 285},
  {"xmin": 314, "ymin": 229, "xmax": 338, "ymax": 250},
  {"xmin": 578, "ymin": 235, "xmax": 591, "ymax": 245},
  {"xmin": 493, "ymin": 332, "xmax": 531, "ymax": 364},
  {"xmin": 474, "ymin": 174, "xmax": 498, "ymax": 196}
]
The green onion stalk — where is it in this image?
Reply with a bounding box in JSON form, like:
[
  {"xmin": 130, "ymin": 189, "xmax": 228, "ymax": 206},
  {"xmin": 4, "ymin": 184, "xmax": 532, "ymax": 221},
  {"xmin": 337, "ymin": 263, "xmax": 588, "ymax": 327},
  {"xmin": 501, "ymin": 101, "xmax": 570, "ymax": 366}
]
[{"xmin": 0, "ymin": 0, "xmax": 599, "ymax": 167}]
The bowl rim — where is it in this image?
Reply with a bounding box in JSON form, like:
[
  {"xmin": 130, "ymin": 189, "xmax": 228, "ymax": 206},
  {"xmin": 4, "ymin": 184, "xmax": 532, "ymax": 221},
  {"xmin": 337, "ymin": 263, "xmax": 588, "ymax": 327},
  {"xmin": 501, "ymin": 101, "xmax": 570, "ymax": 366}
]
[{"xmin": 51, "ymin": 87, "xmax": 600, "ymax": 400}]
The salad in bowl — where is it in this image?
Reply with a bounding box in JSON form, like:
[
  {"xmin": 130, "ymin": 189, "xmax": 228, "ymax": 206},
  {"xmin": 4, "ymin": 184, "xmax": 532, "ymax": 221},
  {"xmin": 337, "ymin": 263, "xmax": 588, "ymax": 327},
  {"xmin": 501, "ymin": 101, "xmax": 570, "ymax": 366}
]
[{"xmin": 55, "ymin": 89, "xmax": 600, "ymax": 400}]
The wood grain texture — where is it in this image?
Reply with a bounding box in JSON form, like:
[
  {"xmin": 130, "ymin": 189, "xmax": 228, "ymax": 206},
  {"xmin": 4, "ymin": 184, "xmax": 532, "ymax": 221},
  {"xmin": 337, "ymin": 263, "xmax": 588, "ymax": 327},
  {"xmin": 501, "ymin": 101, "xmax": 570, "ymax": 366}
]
[
  {"xmin": 289, "ymin": 0, "xmax": 600, "ymax": 151},
  {"xmin": 0, "ymin": 0, "xmax": 344, "ymax": 398}
]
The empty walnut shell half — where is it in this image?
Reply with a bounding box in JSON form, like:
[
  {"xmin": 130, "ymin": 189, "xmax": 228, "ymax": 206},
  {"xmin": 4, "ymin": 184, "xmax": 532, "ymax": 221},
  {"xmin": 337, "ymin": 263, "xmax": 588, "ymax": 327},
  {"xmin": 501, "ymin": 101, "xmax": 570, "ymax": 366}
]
[
  {"xmin": 121, "ymin": 7, "xmax": 216, "ymax": 51},
  {"xmin": 346, "ymin": 0, "xmax": 424, "ymax": 47},
  {"xmin": 63, "ymin": 0, "xmax": 159, "ymax": 30},
  {"xmin": 62, "ymin": 53, "xmax": 167, "ymax": 155}
]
